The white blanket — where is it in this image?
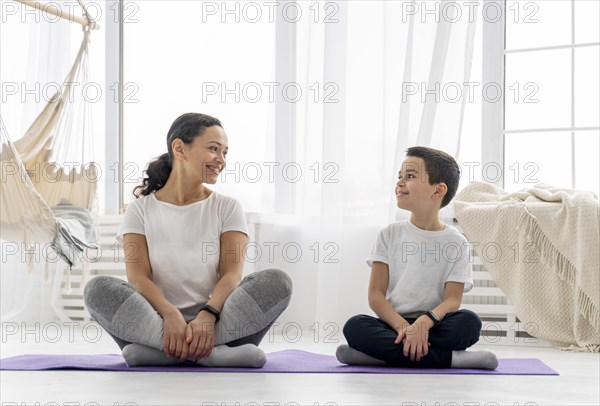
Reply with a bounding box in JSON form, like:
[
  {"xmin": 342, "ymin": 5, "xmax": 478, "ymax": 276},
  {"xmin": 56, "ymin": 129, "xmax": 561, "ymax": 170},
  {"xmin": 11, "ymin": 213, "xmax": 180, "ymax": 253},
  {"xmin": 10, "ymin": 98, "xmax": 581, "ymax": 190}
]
[{"xmin": 454, "ymin": 182, "xmax": 599, "ymax": 351}]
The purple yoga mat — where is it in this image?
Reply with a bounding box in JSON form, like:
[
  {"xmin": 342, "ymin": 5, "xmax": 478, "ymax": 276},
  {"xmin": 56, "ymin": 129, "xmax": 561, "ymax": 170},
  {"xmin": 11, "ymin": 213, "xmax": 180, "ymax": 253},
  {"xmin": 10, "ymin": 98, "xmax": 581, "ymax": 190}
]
[{"xmin": 0, "ymin": 349, "xmax": 558, "ymax": 375}]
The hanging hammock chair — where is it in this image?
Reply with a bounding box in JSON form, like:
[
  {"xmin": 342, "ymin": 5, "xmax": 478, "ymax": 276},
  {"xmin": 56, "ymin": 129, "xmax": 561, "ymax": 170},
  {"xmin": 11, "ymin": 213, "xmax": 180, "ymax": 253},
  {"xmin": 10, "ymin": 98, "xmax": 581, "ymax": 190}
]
[{"xmin": 1, "ymin": 1, "xmax": 99, "ymax": 286}]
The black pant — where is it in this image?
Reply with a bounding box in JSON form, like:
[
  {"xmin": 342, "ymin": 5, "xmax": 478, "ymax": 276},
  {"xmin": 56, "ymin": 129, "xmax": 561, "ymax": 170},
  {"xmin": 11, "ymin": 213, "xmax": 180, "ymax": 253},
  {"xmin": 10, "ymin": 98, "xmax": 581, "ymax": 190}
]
[{"xmin": 343, "ymin": 309, "xmax": 482, "ymax": 368}]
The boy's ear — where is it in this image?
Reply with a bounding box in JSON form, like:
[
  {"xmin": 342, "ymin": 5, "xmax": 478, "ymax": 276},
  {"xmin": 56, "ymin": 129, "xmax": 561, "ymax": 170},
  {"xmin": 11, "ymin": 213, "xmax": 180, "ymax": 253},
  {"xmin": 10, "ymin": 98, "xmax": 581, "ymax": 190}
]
[{"xmin": 433, "ymin": 183, "xmax": 448, "ymax": 200}]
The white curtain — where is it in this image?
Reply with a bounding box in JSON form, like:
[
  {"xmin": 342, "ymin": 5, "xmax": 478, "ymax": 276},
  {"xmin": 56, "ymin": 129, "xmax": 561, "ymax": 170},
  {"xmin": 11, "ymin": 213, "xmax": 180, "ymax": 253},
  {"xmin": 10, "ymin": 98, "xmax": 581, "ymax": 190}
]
[
  {"xmin": 254, "ymin": 1, "xmax": 479, "ymax": 330},
  {"xmin": 1, "ymin": 16, "xmax": 74, "ymax": 323}
]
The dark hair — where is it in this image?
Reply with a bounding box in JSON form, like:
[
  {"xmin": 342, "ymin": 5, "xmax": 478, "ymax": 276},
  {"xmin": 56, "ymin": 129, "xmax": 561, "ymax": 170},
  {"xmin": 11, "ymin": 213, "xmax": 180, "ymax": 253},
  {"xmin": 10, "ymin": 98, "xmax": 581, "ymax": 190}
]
[
  {"xmin": 406, "ymin": 146, "xmax": 461, "ymax": 208},
  {"xmin": 133, "ymin": 113, "xmax": 223, "ymax": 197}
]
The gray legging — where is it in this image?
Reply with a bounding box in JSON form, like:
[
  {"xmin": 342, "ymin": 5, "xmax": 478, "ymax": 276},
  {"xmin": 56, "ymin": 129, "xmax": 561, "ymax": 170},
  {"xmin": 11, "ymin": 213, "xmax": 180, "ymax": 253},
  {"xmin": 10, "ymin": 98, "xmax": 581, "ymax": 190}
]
[{"xmin": 83, "ymin": 268, "xmax": 292, "ymax": 351}]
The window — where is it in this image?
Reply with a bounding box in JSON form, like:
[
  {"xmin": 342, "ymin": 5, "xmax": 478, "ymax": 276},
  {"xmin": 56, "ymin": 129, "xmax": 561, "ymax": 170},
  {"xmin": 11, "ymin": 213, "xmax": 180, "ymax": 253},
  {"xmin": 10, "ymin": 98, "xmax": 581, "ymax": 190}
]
[{"xmin": 504, "ymin": 0, "xmax": 599, "ymax": 195}]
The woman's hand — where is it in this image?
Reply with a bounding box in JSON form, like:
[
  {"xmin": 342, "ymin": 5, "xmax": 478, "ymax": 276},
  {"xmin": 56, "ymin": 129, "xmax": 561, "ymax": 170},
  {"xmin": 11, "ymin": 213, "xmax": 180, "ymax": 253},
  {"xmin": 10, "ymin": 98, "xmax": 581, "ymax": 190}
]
[
  {"xmin": 402, "ymin": 319, "xmax": 431, "ymax": 362},
  {"xmin": 186, "ymin": 311, "xmax": 217, "ymax": 361},
  {"xmin": 162, "ymin": 311, "xmax": 189, "ymax": 361}
]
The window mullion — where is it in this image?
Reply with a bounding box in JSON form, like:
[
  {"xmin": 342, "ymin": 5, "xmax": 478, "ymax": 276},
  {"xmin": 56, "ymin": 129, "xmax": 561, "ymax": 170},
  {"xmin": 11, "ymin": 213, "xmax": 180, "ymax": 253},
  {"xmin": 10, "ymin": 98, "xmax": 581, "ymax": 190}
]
[{"xmin": 482, "ymin": 0, "xmax": 506, "ymax": 188}]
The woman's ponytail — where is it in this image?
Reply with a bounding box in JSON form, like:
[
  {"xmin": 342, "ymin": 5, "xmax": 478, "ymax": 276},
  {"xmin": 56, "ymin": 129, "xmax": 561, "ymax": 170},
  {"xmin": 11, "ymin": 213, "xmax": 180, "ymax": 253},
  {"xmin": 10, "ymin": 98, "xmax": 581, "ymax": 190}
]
[{"xmin": 133, "ymin": 153, "xmax": 172, "ymax": 197}]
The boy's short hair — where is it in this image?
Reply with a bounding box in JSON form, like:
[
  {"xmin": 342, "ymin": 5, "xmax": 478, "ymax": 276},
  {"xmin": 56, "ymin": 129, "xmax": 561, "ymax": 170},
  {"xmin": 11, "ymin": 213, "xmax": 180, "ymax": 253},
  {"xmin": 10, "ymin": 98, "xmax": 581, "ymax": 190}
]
[{"xmin": 406, "ymin": 146, "xmax": 461, "ymax": 208}]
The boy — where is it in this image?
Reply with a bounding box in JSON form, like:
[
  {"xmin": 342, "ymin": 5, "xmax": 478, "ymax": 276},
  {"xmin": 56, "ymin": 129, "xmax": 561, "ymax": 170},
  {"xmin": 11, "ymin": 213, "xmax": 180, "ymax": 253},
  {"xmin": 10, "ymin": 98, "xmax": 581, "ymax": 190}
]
[{"xmin": 336, "ymin": 146, "xmax": 497, "ymax": 369}]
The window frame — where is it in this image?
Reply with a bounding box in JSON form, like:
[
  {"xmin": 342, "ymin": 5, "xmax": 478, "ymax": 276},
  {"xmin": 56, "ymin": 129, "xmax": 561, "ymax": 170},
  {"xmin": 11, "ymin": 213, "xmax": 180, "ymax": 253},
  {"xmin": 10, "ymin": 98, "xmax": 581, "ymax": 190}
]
[
  {"xmin": 482, "ymin": 0, "xmax": 506, "ymax": 188},
  {"xmin": 105, "ymin": 0, "xmax": 123, "ymax": 214}
]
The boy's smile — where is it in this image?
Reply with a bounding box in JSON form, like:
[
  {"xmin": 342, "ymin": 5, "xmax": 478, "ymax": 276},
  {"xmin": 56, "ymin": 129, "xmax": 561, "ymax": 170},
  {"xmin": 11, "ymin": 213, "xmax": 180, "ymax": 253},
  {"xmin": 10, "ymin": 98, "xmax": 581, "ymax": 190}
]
[{"xmin": 395, "ymin": 157, "xmax": 431, "ymax": 206}]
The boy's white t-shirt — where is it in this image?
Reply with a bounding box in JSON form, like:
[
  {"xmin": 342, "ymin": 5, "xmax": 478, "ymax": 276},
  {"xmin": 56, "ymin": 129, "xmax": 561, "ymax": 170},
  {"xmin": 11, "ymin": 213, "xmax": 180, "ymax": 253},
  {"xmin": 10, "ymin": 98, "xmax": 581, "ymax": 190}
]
[
  {"xmin": 367, "ymin": 219, "xmax": 473, "ymax": 318},
  {"xmin": 116, "ymin": 191, "xmax": 248, "ymax": 313}
]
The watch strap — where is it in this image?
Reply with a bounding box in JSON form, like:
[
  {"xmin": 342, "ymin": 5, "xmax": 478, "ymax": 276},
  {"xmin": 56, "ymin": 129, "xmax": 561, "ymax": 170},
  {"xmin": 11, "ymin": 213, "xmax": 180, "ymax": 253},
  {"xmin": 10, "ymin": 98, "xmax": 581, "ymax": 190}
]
[
  {"xmin": 200, "ymin": 304, "xmax": 221, "ymax": 322},
  {"xmin": 425, "ymin": 310, "xmax": 440, "ymax": 326}
]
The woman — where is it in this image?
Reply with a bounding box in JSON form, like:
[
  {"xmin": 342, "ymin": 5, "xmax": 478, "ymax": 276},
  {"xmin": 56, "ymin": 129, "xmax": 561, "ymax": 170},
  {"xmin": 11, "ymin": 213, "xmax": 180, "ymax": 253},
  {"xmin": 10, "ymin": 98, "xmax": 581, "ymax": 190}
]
[{"xmin": 84, "ymin": 113, "xmax": 292, "ymax": 367}]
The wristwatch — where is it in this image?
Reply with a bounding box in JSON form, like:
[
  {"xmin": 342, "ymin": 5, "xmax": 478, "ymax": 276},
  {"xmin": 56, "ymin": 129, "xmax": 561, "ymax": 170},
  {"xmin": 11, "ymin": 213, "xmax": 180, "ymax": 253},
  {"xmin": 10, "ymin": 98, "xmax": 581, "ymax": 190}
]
[
  {"xmin": 424, "ymin": 310, "xmax": 440, "ymax": 326},
  {"xmin": 200, "ymin": 304, "xmax": 221, "ymax": 322}
]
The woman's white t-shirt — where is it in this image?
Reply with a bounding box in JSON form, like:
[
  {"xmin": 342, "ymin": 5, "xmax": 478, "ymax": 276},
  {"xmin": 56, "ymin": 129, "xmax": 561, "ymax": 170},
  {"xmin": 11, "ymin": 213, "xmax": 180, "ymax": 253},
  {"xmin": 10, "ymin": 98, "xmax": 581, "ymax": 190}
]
[
  {"xmin": 117, "ymin": 191, "xmax": 248, "ymax": 313},
  {"xmin": 367, "ymin": 219, "xmax": 473, "ymax": 318}
]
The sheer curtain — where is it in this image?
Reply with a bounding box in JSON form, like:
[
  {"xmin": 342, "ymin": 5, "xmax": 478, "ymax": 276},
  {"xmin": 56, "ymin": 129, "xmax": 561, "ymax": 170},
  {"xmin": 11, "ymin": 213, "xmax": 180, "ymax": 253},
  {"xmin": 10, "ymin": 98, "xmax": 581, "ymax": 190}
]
[
  {"xmin": 1, "ymin": 0, "xmax": 478, "ymax": 327},
  {"xmin": 1, "ymin": 14, "xmax": 74, "ymax": 323},
  {"xmin": 255, "ymin": 1, "xmax": 479, "ymax": 330}
]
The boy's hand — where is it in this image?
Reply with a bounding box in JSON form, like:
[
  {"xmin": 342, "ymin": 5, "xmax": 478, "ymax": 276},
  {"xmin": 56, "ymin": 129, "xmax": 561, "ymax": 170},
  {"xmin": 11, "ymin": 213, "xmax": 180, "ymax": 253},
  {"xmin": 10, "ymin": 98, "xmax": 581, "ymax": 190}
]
[
  {"xmin": 393, "ymin": 319, "xmax": 412, "ymax": 344},
  {"xmin": 394, "ymin": 326, "xmax": 409, "ymax": 344},
  {"xmin": 402, "ymin": 321, "xmax": 430, "ymax": 362}
]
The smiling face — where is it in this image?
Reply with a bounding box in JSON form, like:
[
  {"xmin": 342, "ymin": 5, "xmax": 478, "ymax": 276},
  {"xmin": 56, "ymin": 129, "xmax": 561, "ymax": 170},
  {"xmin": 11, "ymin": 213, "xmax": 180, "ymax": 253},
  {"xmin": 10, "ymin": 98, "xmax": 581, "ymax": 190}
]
[
  {"xmin": 395, "ymin": 156, "xmax": 441, "ymax": 211},
  {"xmin": 174, "ymin": 125, "xmax": 229, "ymax": 184}
]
